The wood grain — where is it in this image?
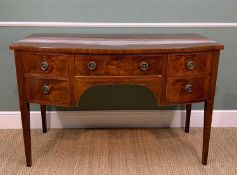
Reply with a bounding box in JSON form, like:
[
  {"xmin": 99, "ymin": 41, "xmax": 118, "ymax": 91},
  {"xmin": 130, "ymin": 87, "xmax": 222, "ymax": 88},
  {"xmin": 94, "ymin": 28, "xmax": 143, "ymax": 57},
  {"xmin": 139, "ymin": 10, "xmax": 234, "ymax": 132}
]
[
  {"xmin": 165, "ymin": 76, "xmax": 210, "ymax": 103},
  {"xmin": 75, "ymin": 54, "xmax": 163, "ymax": 76},
  {"xmin": 167, "ymin": 53, "xmax": 212, "ymax": 77},
  {"xmin": 10, "ymin": 34, "xmax": 224, "ymax": 54},
  {"xmin": 22, "ymin": 52, "xmax": 71, "ymax": 77},
  {"xmin": 202, "ymin": 51, "xmax": 221, "ymax": 165},
  {"xmin": 24, "ymin": 76, "xmax": 70, "ymax": 106}
]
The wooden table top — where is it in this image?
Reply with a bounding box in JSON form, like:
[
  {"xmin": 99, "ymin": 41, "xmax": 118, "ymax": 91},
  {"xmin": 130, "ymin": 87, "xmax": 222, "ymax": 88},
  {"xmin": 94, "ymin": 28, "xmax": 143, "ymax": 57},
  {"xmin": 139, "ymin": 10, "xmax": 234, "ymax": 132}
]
[{"xmin": 10, "ymin": 33, "xmax": 224, "ymax": 54}]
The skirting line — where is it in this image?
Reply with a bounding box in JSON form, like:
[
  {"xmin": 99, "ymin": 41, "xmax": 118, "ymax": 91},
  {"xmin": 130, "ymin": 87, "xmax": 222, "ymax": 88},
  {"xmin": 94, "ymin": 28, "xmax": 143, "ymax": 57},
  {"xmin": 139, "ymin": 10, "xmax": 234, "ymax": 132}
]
[{"xmin": 0, "ymin": 110, "xmax": 236, "ymax": 128}]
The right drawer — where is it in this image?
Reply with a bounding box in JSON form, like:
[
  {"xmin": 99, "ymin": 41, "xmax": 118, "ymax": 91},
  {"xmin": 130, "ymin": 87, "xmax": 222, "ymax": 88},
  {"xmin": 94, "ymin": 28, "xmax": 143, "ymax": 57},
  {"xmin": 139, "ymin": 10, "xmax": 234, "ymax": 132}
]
[
  {"xmin": 167, "ymin": 53, "xmax": 212, "ymax": 76},
  {"xmin": 166, "ymin": 76, "xmax": 210, "ymax": 103}
]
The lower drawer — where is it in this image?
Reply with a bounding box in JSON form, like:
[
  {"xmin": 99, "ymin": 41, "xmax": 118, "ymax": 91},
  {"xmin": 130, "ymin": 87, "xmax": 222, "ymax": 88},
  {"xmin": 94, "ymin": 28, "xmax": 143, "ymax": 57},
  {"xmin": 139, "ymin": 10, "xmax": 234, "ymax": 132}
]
[
  {"xmin": 25, "ymin": 77, "xmax": 70, "ymax": 105},
  {"xmin": 165, "ymin": 76, "xmax": 210, "ymax": 103}
]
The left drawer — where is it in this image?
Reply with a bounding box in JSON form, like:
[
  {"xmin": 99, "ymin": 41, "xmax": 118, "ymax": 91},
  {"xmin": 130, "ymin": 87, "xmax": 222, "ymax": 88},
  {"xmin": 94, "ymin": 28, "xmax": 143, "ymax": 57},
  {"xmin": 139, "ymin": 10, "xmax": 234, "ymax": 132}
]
[
  {"xmin": 22, "ymin": 53, "xmax": 72, "ymax": 76},
  {"xmin": 25, "ymin": 77, "xmax": 70, "ymax": 105}
]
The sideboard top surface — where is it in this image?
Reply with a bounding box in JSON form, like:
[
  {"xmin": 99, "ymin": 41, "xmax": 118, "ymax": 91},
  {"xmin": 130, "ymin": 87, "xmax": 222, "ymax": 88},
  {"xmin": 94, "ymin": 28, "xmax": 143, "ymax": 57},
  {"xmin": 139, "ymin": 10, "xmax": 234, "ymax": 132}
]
[{"xmin": 10, "ymin": 33, "xmax": 224, "ymax": 54}]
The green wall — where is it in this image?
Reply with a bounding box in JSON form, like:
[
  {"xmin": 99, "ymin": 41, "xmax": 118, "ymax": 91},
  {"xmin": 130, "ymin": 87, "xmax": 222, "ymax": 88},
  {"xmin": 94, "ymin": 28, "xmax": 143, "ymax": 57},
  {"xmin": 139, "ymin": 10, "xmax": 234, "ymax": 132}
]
[
  {"xmin": 0, "ymin": 0, "xmax": 236, "ymax": 22},
  {"xmin": 0, "ymin": 1, "xmax": 236, "ymax": 111}
]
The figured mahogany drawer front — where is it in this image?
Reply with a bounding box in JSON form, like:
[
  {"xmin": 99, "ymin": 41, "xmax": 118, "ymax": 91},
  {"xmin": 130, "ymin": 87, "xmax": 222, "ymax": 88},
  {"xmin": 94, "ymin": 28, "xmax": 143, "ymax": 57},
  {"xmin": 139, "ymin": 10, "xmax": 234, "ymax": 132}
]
[
  {"xmin": 166, "ymin": 77, "xmax": 210, "ymax": 103},
  {"xmin": 25, "ymin": 77, "xmax": 70, "ymax": 105},
  {"xmin": 167, "ymin": 53, "xmax": 212, "ymax": 76},
  {"xmin": 22, "ymin": 53, "xmax": 71, "ymax": 76},
  {"xmin": 75, "ymin": 55, "xmax": 163, "ymax": 76}
]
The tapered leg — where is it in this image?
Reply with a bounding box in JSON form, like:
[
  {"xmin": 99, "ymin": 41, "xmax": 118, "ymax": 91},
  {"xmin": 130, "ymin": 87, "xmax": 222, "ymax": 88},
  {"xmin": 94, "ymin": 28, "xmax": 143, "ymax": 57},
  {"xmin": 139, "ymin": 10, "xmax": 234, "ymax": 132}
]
[
  {"xmin": 202, "ymin": 101, "xmax": 214, "ymax": 165},
  {"xmin": 185, "ymin": 104, "xmax": 192, "ymax": 133},
  {"xmin": 20, "ymin": 102, "xmax": 32, "ymax": 167},
  {"xmin": 40, "ymin": 105, "xmax": 47, "ymax": 133}
]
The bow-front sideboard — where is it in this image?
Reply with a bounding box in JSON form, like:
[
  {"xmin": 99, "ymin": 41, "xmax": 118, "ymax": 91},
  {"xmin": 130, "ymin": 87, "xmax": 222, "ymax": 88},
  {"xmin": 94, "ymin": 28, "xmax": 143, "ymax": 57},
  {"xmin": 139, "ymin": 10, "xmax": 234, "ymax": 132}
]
[{"xmin": 10, "ymin": 34, "xmax": 224, "ymax": 167}]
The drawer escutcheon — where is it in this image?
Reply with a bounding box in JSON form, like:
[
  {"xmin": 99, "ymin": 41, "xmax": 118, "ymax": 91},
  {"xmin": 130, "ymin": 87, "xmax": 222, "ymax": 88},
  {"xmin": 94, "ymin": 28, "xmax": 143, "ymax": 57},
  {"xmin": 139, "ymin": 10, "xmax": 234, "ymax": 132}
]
[
  {"xmin": 88, "ymin": 61, "xmax": 97, "ymax": 70},
  {"xmin": 42, "ymin": 85, "xmax": 50, "ymax": 94},
  {"xmin": 140, "ymin": 61, "xmax": 149, "ymax": 71},
  {"xmin": 184, "ymin": 84, "xmax": 193, "ymax": 93},
  {"xmin": 40, "ymin": 61, "xmax": 49, "ymax": 71},
  {"xmin": 186, "ymin": 60, "xmax": 195, "ymax": 70}
]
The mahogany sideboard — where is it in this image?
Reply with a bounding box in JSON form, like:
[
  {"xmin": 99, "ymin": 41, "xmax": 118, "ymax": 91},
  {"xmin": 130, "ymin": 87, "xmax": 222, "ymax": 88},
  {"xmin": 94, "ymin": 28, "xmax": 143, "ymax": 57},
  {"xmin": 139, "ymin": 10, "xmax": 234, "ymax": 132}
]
[{"xmin": 10, "ymin": 34, "xmax": 224, "ymax": 167}]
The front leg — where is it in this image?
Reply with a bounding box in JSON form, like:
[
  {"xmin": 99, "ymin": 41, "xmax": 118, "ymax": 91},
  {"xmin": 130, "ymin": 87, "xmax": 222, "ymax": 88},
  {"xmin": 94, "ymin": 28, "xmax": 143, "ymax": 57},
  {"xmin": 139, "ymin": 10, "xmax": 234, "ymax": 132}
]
[
  {"xmin": 20, "ymin": 102, "xmax": 32, "ymax": 167},
  {"xmin": 202, "ymin": 100, "xmax": 214, "ymax": 165}
]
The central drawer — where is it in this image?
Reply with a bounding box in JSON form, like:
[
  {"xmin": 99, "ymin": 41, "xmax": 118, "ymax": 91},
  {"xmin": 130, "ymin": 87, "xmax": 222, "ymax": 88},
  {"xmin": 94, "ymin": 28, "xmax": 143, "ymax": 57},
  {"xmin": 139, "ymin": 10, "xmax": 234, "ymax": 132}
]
[{"xmin": 75, "ymin": 55, "xmax": 163, "ymax": 76}]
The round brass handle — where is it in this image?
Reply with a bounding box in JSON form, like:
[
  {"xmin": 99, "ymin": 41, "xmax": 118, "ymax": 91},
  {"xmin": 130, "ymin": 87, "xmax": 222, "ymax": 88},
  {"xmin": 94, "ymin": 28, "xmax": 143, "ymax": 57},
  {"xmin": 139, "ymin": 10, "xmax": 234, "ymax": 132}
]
[
  {"xmin": 42, "ymin": 85, "xmax": 50, "ymax": 94},
  {"xmin": 184, "ymin": 84, "xmax": 193, "ymax": 93},
  {"xmin": 40, "ymin": 61, "xmax": 49, "ymax": 71},
  {"xmin": 140, "ymin": 61, "xmax": 149, "ymax": 71},
  {"xmin": 186, "ymin": 60, "xmax": 195, "ymax": 70},
  {"xmin": 88, "ymin": 61, "xmax": 96, "ymax": 70}
]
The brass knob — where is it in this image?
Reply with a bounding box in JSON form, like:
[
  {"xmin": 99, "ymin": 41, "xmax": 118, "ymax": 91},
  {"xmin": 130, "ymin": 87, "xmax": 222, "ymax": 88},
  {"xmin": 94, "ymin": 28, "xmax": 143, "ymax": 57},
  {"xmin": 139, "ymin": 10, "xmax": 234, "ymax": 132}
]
[
  {"xmin": 187, "ymin": 60, "xmax": 195, "ymax": 70},
  {"xmin": 42, "ymin": 85, "xmax": 50, "ymax": 94},
  {"xmin": 140, "ymin": 61, "xmax": 149, "ymax": 71},
  {"xmin": 184, "ymin": 84, "xmax": 193, "ymax": 93},
  {"xmin": 88, "ymin": 61, "xmax": 96, "ymax": 70},
  {"xmin": 40, "ymin": 61, "xmax": 48, "ymax": 71}
]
